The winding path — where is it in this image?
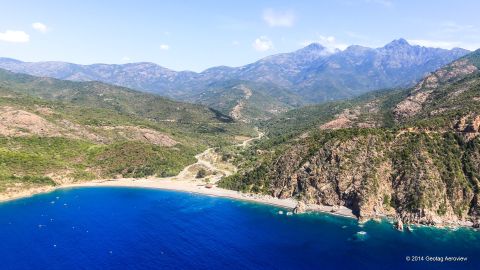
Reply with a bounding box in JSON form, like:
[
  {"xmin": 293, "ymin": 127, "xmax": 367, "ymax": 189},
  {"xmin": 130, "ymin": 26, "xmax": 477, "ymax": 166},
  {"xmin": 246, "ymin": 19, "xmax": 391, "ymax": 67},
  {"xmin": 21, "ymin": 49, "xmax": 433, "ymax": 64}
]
[{"xmin": 170, "ymin": 127, "xmax": 264, "ymax": 182}]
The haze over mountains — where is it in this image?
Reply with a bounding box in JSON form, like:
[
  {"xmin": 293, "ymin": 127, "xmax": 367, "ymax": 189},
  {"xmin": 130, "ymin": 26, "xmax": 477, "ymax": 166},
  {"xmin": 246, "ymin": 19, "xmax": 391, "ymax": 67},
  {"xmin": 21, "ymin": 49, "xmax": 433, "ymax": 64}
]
[{"xmin": 0, "ymin": 39, "xmax": 469, "ymax": 110}]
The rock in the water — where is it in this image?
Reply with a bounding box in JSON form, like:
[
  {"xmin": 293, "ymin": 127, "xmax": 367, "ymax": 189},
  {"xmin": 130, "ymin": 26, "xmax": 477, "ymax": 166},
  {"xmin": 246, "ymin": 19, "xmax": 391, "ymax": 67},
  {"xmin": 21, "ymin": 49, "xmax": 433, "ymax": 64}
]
[
  {"xmin": 395, "ymin": 218, "xmax": 404, "ymax": 231},
  {"xmin": 293, "ymin": 201, "xmax": 307, "ymax": 214}
]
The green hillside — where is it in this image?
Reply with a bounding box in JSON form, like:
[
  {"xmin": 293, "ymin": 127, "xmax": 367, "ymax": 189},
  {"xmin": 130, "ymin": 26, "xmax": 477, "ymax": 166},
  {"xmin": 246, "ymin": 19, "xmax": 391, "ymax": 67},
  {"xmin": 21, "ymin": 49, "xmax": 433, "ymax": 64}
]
[
  {"xmin": 0, "ymin": 69, "xmax": 255, "ymax": 193},
  {"xmin": 182, "ymin": 81, "xmax": 303, "ymax": 122}
]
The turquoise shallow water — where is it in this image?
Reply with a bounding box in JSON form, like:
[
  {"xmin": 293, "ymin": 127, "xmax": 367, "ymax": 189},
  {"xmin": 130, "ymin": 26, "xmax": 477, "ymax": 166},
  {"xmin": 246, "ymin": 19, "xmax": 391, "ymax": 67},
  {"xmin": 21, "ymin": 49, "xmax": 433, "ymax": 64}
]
[{"xmin": 0, "ymin": 187, "xmax": 478, "ymax": 270}]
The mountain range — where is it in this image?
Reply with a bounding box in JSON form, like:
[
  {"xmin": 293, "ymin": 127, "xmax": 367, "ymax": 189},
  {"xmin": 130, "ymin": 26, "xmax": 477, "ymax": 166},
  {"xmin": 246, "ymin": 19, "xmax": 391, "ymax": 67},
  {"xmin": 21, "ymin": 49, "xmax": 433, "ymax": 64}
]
[
  {"xmin": 0, "ymin": 39, "xmax": 470, "ymax": 121},
  {"xmin": 1, "ymin": 36, "xmax": 480, "ymax": 228},
  {"xmin": 220, "ymin": 49, "xmax": 480, "ymax": 228}
]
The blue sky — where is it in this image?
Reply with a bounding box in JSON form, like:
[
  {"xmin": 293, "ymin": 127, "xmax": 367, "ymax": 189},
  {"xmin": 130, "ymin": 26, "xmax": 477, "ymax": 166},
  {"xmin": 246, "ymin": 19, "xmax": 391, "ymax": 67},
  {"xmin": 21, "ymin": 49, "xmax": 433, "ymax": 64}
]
[{"xmin": 1, "ymin": 0, "xmax": 479, "ymax": 71}]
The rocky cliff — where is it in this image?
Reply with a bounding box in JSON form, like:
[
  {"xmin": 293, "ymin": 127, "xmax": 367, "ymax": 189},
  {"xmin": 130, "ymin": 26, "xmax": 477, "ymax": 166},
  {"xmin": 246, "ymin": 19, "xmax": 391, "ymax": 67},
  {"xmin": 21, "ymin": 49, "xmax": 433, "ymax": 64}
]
[
  {"xmin": 220, "ymin": 127, "xmax": 480, "ymax": 227},
  {"xmin": 219, "ymin": 50, "xmax": 480, "ymax": 228},
  {"xmin": 266, "ymin": 129, "xmax": 479, "ymax": 227}
]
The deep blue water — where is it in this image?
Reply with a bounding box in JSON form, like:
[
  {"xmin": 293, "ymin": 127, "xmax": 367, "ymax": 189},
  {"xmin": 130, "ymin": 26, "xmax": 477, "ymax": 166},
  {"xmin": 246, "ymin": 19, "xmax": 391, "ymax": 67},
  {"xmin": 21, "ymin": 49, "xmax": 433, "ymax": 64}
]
[{"xmin": 0, "ymin": 188, "xmax": 479, "ymax": 270}]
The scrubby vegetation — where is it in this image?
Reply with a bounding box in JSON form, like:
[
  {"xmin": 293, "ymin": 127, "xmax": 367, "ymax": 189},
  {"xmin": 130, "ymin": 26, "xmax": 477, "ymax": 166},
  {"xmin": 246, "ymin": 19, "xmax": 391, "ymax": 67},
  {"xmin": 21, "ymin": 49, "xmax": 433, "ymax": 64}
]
[
  {"xmin": 183, "ymin": 81, "xmax": 301, "ymax": 122},
  {"xmin": 0, "ymin": 68, "xmax": 257, "ymax": 193}
]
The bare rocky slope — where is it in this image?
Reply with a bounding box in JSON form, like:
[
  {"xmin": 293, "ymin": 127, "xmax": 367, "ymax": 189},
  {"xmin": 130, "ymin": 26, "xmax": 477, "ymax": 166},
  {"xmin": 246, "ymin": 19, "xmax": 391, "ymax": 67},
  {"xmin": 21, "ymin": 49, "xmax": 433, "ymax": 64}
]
[{"xmin": 219, "ymin": 50, "xmax": 480, "ymax": 228}]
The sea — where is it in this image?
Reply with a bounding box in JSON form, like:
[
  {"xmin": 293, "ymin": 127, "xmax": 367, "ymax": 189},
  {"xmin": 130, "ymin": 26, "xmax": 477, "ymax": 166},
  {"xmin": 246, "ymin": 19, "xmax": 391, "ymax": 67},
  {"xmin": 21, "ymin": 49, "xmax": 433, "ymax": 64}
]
[{"xmin": 0, "ymin": 187, "xmax": 478, "ymax": 270}]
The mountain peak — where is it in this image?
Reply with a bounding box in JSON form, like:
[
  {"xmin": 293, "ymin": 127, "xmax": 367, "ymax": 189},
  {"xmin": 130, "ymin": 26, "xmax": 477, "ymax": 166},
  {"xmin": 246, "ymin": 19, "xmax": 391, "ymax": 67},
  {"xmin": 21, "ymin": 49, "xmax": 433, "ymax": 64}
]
[
  {"xmin": 344, "ymin": 45, "xmax": 372, "ymax": 54},
  {"xmin": 303, "ymin": 43, "xmax": 327, "ymax": 51},
  {"xmin": 294, "ymin": 43, "xmax": 336, "ymax": 58},
  {"xmin": 384, "ymin": 38, "xmax": 411, "ymax": 49}
]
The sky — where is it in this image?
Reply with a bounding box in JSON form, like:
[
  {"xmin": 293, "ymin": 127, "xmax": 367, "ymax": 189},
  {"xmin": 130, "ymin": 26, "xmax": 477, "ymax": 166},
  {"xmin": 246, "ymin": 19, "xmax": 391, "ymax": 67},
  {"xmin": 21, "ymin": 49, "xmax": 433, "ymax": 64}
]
[{"xmin": 1, "ymin": 0, "xmax": 479, "ymax": 72}]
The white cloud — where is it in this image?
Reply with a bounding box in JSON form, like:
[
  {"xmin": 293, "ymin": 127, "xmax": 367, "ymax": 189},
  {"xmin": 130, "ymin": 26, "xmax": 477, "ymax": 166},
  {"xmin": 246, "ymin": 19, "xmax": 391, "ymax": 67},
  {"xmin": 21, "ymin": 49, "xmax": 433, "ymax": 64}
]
[
  {"xmin": 160, "ymin": 44, "xmax": 170, "ymax": 50},
  {"xmin": 232, "ymin": 40, "xmax": 240, "ymax": 46},
  {"xmin": 301, "ymin": 35, "xmax": 348, "ymax": 52},
  {"xmin": 252, "ymin": 36, "xmax": 273, "ymax": 52},
  {"xmin": 0, "ymin": 30, "xmax": 30, "ymax": 43},
  {"xmin": 32, "ymin": 22, "xmax": 48, "ymax": 33},
  {"xmin": 121, "ymin": 56, "xmax": 131, "ymax": 62},
  {"xmin": 263, "ymin": 9, "xmax": 295, "ymax": 27}
]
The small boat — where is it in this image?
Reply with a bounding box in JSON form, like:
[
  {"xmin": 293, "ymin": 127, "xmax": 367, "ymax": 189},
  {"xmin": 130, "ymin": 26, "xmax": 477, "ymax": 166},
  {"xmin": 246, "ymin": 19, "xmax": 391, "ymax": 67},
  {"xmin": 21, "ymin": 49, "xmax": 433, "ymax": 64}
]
[{"xmin": 355, "ymin": 231, "xmax": 368, "ymax": 241}]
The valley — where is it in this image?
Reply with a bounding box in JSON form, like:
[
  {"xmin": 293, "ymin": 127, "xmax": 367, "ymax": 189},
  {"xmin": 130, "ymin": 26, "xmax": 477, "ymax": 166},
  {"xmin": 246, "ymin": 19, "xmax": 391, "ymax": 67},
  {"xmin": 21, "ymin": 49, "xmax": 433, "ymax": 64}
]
[
  {"xmin": 0, "ymin": 39, "xmax": 469, "ymax": 122},
  {"xmin": 1, "ymin": 42, "xmax": 480, "ymax": 230},
  {"xmin": 0, "ymin": 68, "xmax": 256, "ymax": 200},
  {"xmin": 3, "ymin": 2, "xmax": 480, "ymax": 269}
]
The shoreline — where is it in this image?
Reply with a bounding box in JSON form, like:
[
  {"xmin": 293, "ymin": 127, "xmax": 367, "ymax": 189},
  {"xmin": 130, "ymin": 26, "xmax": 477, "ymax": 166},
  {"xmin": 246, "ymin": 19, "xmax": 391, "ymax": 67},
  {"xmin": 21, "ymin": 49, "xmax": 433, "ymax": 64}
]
[
  {"xmin": 1, "ymin": 178, "xmax": 478, "ymax": 231},
  {"xmin": 1, "ymin": 131, "xmax": 477, "ymax": 231},
  {"xmin": 0, "ymin": 177, "xmax": 356, "ymax": 219}
]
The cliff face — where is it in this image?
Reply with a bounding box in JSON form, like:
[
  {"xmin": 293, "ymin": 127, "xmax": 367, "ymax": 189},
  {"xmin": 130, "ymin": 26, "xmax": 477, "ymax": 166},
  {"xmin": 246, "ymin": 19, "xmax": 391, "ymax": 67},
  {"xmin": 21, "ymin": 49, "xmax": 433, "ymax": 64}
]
[
  {"xmin": 219, "ymin": 50, "xmax": 480, "ymax": 227},
  {"xmin": 265, "ymin": 130, "xmax": 479, "ymax": 226}
]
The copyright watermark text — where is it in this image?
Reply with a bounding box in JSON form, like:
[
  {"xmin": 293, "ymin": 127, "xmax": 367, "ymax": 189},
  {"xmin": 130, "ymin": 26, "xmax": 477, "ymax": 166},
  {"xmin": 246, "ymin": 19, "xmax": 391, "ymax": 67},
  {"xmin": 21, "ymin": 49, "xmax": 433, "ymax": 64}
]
[{"xmin": 405, "ymin": 256, "xmax": 468, "ymax": 263}]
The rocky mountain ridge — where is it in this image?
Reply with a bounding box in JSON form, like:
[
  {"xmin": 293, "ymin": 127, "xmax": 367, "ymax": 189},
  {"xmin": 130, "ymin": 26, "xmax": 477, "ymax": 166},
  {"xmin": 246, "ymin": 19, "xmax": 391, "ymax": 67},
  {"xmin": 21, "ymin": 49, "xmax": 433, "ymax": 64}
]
[
  {"xmin": 219, "ymin": 50, "xmax": 480, "ymax": 229},
  {"xmin": 0, "ymin": 39, "xmax": 469, "ymax": 108}
]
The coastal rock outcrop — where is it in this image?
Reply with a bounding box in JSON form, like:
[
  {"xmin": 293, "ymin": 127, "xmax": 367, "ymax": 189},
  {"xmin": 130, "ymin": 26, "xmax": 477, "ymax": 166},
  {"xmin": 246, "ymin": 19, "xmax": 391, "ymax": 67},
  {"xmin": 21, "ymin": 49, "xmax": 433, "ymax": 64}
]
[
  {"xmin": 293, "ymin": 201, "xmax": 307, "ymax": 214},
  {"xmin": 224, "ymin": 129, "xmax": 480, "ymax": 227},
  {"xmin": 395, "ymin": 218, "xmax": 404, "ymax": 231}
]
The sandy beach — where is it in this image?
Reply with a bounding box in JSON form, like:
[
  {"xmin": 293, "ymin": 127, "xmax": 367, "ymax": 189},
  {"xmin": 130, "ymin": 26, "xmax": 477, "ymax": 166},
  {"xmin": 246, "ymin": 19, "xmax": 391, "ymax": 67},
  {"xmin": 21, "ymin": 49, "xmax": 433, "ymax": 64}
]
[
  {"xmin": 67, "ymin": 178, "xmax": 299, "ymax": 209},
  {"xmin": 67, "ymin": 178, "xmax": 356, "ymax": 217},
  {"xmin": 0, "ymin": 177, "xmax": 356, "ymax": 218},
  {"xmin": 0, "ymin": 131, "xmax": 355, "ymax": 219}
]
